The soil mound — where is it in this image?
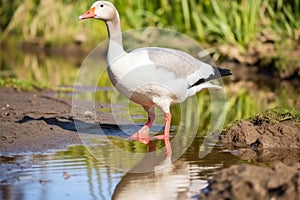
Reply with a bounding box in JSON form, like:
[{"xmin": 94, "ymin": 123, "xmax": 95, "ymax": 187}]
[
  {"xmin": 222, "ymin": 120, "xmax": 300, "ymax": 149},
  {"xmin": 221, "ymin": 119, "xmax": 300, "ymax": 166},
  {"xmin": 200, "ymin": 163, "xmax": 300, "ymax": 200}
]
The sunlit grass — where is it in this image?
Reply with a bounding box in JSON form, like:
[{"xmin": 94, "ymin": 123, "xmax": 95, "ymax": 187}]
[
  {"xmin": 0, "ymin": 78, "xmax": 46, "ymax": 91},
  {"xmin": 249, "ymin": 107, "xmax": 300, "ymax": 124},
  {"xmin": 0, "ymin": 0, "xmax": 106, "ymax": 48},
  {"xmin": 264, "ymin": 0, "xmax": 300, "ymax": 40},
  {"xmin": 1, "ymin": 0, "xmax": 299, "ymax": 54}
]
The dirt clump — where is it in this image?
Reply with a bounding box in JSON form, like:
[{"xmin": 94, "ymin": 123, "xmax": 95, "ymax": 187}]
[
  {"xmin": 222, "ymin": 118, "xmax": 300, "ymax": 166},
  {"xmin": 214, "ymin": 112, "xmax": 300, "ymax": 199},
  {"xmin": 200, "ymin": 162, "xmax": 300, "ymax": 200},
  {"xmin": 222, "ymin": 120, "xmax": 300, "ymax": 149}
]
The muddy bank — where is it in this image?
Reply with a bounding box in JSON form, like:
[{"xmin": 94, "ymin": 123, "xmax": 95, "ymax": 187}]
[
  {"xmin": 0, "ymin": 87, "xmax": 127, "ymax": 155},
  {"xmin": 2, "ymin": 87, "xmax": 300, "ymax": 200},
  {"xmin": 222, "ymin": 116, "xmax": 300, "ymax": 166},
  {"xmin": 200, "ymin": 114, "xmax": 300, "ymax": 199},
  {"xmin": 223, "ymin": 119, "xmax": 300, "ymax": 149},
  {"xmin": 0, "ymin": 87, "xmax": 82, "ymax": 154},
  {"xmin": 200, "ymin": 162, "xmax": 300, "ymax": 200}
]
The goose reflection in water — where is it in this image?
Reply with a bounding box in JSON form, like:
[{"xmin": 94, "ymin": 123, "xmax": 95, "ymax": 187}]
[{"xmin": 112, "ymin": 140, "xmax": 207, "ymax": 200}]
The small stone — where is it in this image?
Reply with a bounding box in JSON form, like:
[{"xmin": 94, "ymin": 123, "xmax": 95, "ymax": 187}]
[
  {"xmin": 1, "ymin": 136, "xmax": 9, "ymax": 139},
  {"xmin": 84, "ymin": 111, "xmax": 94, "ymax": 117},
  {"xmin": 39, "ymin": 179, "xmax": 48, "ymax": 185},
  {"xmin": 63, "ymin": 172, "xmax": 71, "ymax": 180}
]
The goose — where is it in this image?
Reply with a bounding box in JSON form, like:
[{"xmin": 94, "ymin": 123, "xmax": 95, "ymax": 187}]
[{"xmin": 78, "ymin": 1, "xmax": 231, "ymax": 153}]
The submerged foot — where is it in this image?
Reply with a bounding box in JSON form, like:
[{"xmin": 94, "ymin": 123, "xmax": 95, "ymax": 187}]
[{"xmin": 129, "ymin": 125, "xmax": 150, "ymax": 144}]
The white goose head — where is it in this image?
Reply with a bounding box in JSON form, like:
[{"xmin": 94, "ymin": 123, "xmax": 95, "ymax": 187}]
[{"xmin": 78, "ymin": 1, "xmax": 118, "ymax": 22}]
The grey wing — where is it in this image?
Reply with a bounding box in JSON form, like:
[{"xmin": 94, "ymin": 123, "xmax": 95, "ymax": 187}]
[{"xmin": 144, "ymin": 47, "xmax": 226, "ymax": 88}]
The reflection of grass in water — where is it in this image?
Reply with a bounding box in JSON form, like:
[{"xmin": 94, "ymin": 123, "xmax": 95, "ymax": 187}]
[
  {"xmin": 106, "ymin": 137, "xmax": 149, "ymax": 154},
  {"xmin": 53, "ymin": 145, "xmax": 122, "ymax": 198},
  {"xmin": 225, "ymin": 88, "xmax": 258, "ymax": 123},
  {"xmin": 93, "ymin": 77, "xmax": 297, "ymax": 131},
  {"xmin": 54, "ymin": 91, "xmax": 299, "ymax": 177},
  {"xmin": 2, "ymin": 49, "xmax": 296, "ymax": 130},
  {"xmin": 0, "ymin": 47, "xmax": 79, "ymax": 87},
  {"xmin": 107, "ymin": 136, "xmax": 168, "ymax": 154}
]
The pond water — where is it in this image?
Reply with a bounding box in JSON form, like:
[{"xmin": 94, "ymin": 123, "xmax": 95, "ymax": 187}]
[
  {"xmin": 0, "ymin": 139, "xmax": 240, "ymax": 200},
  {"xmin": 1, "ymin": 31, "xmax": 299, "ymax": 199}
]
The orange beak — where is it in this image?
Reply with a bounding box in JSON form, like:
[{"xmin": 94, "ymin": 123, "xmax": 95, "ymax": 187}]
[{"xmin": 78, "ymin": 7, "xmax": 96, "ymax": 20}]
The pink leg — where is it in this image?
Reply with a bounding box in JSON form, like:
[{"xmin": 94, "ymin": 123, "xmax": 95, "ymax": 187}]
[
  {"xmin": 163, "ymin": 113, "xmax": 172, "ymax": 156},
  {"xmin": 164, "ymin": 135, "xmax": 172, "ymax": 157},
  {"xmin": 130, "ymin": 107, "xmax": 155, "ymax": 144},
  {"xmin": 150, "ymin": 112, "xmax": 171, "ymax": 140},
  {"xmin": 150, "ymin": 113, "xmax": 172, "ymax": 156}
]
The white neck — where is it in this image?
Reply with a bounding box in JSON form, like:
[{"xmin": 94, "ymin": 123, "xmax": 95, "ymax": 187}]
[{"xmin": 105, "ymin": 13, "xmax": 126, "ymax": 66}]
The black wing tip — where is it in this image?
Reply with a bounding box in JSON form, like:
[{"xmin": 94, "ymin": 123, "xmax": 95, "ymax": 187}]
[
  {"xmin": 218, "ymin": 68, "xmax": 232, "ymax": 77},
  {"xmin": 188, "ymin": 67, "xmax": 232, "ymax": 89}
]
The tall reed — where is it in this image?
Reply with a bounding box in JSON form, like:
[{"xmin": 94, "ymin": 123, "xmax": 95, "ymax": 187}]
[{"xmin": 1, "ymin": 0, "xmax": 299, "ymax": 52}]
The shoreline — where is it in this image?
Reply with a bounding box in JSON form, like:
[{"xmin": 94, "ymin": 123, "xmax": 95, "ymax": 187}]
[
  {"xmin": 1, "ymin": 86, "xmax": 299, "ymax": 199},
  {"xmin": 0, "ymin": 87, "xmax": 81, "ymax": 155}
]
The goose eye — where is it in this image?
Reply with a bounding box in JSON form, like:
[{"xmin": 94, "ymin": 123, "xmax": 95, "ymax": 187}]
[{"xmin": 100, "ymin": 4, "xmax": 104, "ymax": 7}]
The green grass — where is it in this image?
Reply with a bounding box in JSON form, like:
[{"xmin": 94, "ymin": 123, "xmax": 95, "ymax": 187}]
[
  {"xmin": 112, "ymin": 0, "xmax": 263, "ymax": 51},
  {"xmin": 0, "ymin": 78, "xmax": 46, "ymax": 91},
  {"xmin": 249, "ymin": 107, "xmax": 300, "ymax": 125},
  {"xmin": 225, "ymin": 88, "xmax": 259, "ymax": 122},
  {"xmin": 0, "ymin": 0, "xmax": 105, "ymax": 47},
  {"xmin": 264, "ymin": 0, "xmax": 300, "ymax": 40},
  {"xmin": 1, "ymin": 0, "xmax": 299, "ymax": 53},
  {"xmin": 223, "ymin": 107, "xmax": 300, "ymax": 131}
]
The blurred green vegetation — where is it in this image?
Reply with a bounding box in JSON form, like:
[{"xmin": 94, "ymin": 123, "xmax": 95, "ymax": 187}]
[
  {"xmin": 0, "ymin": 0, "xmax": 299, "ymax": 132},
  {"xmin": 0, "ymin": 43, "xmax": 80, "ymax": 87},
  {"xmin": 0, "ymin": 77, "xmax": 46, "ymax": 90},
  {"xmin": 1, "ymin": 0, "xmax": 299, "ymax": 52}
]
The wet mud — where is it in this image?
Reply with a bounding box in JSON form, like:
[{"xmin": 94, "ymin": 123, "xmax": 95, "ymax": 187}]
[{"xmin": 200, "ymin": 118, "xmax": 300, "ymax": 199}]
